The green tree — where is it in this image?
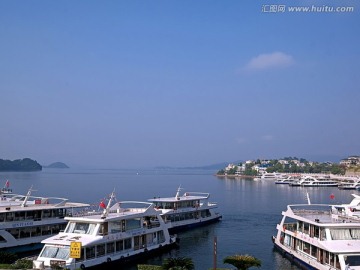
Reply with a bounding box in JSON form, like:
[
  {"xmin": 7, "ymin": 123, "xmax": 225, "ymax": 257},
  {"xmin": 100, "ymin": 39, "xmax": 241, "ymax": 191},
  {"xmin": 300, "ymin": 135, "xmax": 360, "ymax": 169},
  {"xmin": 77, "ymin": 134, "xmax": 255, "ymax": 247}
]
[
  {"xmin": 162, "ymin": 257, "xmax": 194, "ymax": 270},
  {"xmin": 223, "ymin": 254, "xmax": 261, "ymax": 270}
]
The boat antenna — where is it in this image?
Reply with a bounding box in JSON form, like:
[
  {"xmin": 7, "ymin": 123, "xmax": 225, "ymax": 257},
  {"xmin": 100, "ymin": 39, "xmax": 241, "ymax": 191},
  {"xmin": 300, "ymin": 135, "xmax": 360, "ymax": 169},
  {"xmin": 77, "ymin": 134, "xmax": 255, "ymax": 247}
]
[
  {"xmin": 306, "ymin": 192, "xmax": 311, "ymax": 205},
  {"xmin": 175, "ymin": 186, "xmax": 182, "ymax": 199},
  {"xmin": 101, "ymin": 188, "xmax": 115, "ymax": 219},
  {"xmin": 21, "ymin": 185, "xmax": 34, "ymax": 207}
]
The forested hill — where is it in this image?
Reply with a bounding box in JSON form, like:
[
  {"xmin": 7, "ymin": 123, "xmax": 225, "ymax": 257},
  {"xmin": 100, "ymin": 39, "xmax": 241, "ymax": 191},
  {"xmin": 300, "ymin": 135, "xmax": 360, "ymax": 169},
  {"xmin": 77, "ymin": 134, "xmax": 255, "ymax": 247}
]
[{"xmin": 0, "ymin": 158, "xmax": 42, "ymax": 171}]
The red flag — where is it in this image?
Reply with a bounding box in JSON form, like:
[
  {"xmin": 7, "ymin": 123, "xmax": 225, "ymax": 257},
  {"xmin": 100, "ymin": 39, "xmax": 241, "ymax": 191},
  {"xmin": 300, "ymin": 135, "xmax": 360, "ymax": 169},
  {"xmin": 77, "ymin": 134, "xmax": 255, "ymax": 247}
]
[
  {"xmin": 99, "ymin": 201, "xmax": 106, "ymax": 209},
  {"xmin": 330, "ymin": 194, "xmax": 335, "ymax": 200},
  {"xmin": 5, "ymin": 180, "xmax": 9, "ymax": 188}
]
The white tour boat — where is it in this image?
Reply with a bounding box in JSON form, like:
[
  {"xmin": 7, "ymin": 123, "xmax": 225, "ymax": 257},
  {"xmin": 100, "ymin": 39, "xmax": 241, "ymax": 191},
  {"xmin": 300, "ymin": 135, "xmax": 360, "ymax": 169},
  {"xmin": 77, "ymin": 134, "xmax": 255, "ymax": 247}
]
[
  {"xmin": 1, "ymin": 180, "xmax": 13, "ymax": 194},
  {"xmin": 289, "ymin": 175, "xmax": 339, "ymax": 187},
  {"xmin": 148, "ymin": 187, "xmax": 222, "ymax": 232},
  {"xmin": 0, "ymin": 187, "xmax": 89, "ymax": 253},
  {"xmin": 338, "ymin": 180, "xmax": 360, "ymax": 190},
  {"xmin": 300, "ymin": 176, "xmax": 339, "ymax": 187},
  {"xmin": 275, "ymin": 175, "xmax": 301, "ymax": 185},
  {"xmin": 258, "ymin": 172, "xmax": 284, "ymax": 181},
  {"xmin": 273, "ymin": 194, "xmax": 360, "ymax": 270},
  {"xmin": 33, "ymin": 191, "xmax": 177, "ymax": 270}
]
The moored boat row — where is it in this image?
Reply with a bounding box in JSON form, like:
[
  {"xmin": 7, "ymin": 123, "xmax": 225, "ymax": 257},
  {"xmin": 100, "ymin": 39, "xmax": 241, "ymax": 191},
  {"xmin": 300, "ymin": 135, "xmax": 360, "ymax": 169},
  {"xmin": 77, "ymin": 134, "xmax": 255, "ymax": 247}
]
[
  {"xmin": 0, "ymin": 185, "xmax": 222, "ymax": 269},
  {"xmin": 32, "ymin": 188, "xmax": 221, "ymax": 269}
]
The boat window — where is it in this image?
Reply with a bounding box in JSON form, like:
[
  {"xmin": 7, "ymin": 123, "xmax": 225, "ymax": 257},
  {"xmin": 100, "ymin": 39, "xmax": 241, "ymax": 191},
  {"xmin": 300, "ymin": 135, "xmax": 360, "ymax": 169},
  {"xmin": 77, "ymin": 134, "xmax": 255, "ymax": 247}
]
[
  {"xmin": 350, "ymin": 229, "xmax": 360, "ymax": 239},
  {"xmin": 41, "ymin": 225, "xmax": 52, "ymax": 236},
  {"xmin": 0, "ymin": 214, "xmax": 4, "ymax": 222},
  {"xmin": 116, "ymin": 240, "xmax": 124, "ymax": 251},
  {"xmin": 126, "ymin": 218, "xmax": 141, "ymax": 231},
  {"xmin": 14, "ymin": 211, "xmax": 25, "ymax": 221},
  {"xmin": 26, "ymin": 211, "xmax": 34, "ymax": 220},
  {"xmin": 96, "ymin": 244, "xmax": 105, "ymax": 257},
  {"xmin": 66, "ymin": 222, "xmax": 97, "ymax": 235},
  {"xmin": 85, "ymin": 246, "xmax": 95, "ymax": 259},
  {"xmin": 107, "ymin": 242, "xmax": 115, "ymax": 254},
  {"xmin": 40, "ymin": 246, "xmax": 70, "ymax": 260},
  {"xmin": 330, "ymin": 229, "xmax": 352, "ymax": 240},
  {"xmin": 303, "ymin": 242, "xmax": 310, "ymax": 254},
  {"xmin": 124, "ymin": 238, "xmax": 132, "ymax": 249},
  {"xmin": 298, "ymin": 221, "xmax": 303, "ymax": 232},
  {"xmin": 311, "ymin": 245, "xmax": 317, "ymax": 258},
  {"xmin": 5, "ymin": 212, "xmax": 14, "ymax": 221},
  {"xmin": 43, "ymin": 209, "xmax": 52, "ymax": 218},
  {"xmin": 345, "ymin": 255, "xmax": 360, "ymax": 266},
  {"xmin": 314, "ymin": 226, "xmax": 320, "ymax": 238},
  {"xmin": 303, "ymin": 223, "xmax": 310, "ymax": 234},
  {"xmin": 0, "ymin": 235, "xmax": 6, "ymax": 242}
]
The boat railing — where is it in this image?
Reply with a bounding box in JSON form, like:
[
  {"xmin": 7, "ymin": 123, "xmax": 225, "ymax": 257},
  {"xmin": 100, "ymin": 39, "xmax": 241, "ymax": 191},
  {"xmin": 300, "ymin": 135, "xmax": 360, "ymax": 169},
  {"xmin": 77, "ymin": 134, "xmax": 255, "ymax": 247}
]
[{"xmin": 184, "ymin": 192, "xmax": 210, "ymax": 199}]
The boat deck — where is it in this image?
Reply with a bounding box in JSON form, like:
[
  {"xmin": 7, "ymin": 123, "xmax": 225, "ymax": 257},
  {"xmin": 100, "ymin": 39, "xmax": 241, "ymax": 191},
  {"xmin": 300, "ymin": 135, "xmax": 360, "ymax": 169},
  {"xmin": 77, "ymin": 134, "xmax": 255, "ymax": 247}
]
[{"xmin": 289, "ymin": 204, "xmax": 360, "ymax": 225}]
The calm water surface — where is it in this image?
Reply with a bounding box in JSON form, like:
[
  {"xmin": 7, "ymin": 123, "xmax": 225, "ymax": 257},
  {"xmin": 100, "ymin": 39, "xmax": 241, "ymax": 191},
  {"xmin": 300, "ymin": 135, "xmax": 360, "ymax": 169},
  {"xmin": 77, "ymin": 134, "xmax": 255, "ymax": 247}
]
[{"xmin": 1, "ymin": 168, "xmax": 357, "ymax": 270}]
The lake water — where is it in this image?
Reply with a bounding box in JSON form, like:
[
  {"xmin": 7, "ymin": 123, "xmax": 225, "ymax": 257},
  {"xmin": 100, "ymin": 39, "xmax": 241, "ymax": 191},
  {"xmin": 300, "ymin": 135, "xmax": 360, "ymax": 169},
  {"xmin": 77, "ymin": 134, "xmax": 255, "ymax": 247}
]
[{"xmin": 1, "ymin": 168, "xmax": 356, "ymax": 269}]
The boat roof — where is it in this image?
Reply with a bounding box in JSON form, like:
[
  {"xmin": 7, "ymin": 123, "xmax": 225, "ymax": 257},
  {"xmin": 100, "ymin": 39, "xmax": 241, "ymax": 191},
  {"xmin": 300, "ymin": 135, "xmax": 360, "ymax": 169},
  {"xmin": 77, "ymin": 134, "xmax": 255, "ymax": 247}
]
[
  {"xmin": 42, "ymin": 201, "xmax": 164, "ymax": 247},
  {"xmin": 284, "ymin": 203, "xmax": 360, "ymax": 226},
  {"xmin": 41, "ymin": 232, "xmax": 102, "ymax": 247},
  {"xmin": 0, "ymin": 193, "xmax": 89, "ymax": 212},
  {"xmin": 66, "ymin": 201, "xmax": 160, "ymax": 223},
  {"xmin": 148, "ymin": 192, "xmax": 210, "ymax": 203}
]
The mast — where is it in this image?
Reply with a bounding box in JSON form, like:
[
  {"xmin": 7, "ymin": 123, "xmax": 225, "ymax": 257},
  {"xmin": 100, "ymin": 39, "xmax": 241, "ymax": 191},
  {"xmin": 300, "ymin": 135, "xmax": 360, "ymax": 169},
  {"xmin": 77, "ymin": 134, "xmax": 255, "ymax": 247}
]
[
  {"xmin": 21, "ymin": 186, "xmax": 34, "ymax": 207},
  {"xmin": 175, "ymin": 186, "xmax": 182, "ymax": 200},
  {"xmin": 101, "ymin": 189, "xmax": 115, "ymax": 219}
]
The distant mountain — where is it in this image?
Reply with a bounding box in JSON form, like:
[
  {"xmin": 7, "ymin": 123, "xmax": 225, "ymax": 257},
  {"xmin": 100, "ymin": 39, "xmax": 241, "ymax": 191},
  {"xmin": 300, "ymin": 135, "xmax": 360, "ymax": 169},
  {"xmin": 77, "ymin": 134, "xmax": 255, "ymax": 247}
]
[
  {"xmin": 0, "ymin": 158, "xmax": 42, "ymax": 171},
  {"xmin": 44, "ymin": 162, "xmax": 69, "ymax": 169}
]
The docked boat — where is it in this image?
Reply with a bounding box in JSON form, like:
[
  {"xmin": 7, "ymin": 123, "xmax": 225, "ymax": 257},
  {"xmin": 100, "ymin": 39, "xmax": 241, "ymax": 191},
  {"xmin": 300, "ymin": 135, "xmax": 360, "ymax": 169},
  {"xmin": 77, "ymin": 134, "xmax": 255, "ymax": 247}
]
[
  {"xmin": 338, "ymin": 180, "xmax": 360, "ymax": 190},
  {"xmin": 148, "ymin": 187, "xmax": 222, "ymax": 232},
  {"xmin": 0, "ymin": 187, "xmax": 89, "ymax": 253},
  {"xmin": 289, "ymin": 175, "xmax": 338, "ymax": 187},
  {"xmin": 275, "ymin": 175, "xmax": 301, "ymax": 185},
  {"xmin": 1, "ymin": 180, "xmax": 12, "ymax": 194},
  {"xmin": 259, "ymin": 172, "xmax": 284, "ymax": 181},
  {"xmin": 33, "ymin": 191, "xmax": 177, "ymax": 270},
  {"xmin": 273, "ymin": 194, "xmax": 360, "ymax": 270}
]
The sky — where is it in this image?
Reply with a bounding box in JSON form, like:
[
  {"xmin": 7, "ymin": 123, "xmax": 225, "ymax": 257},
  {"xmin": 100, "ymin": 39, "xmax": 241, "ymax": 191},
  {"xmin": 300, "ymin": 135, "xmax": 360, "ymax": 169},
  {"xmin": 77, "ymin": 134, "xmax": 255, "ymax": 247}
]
[{"xmin": 1, "ymin": 0, "xmax": 359, "ymax": 168}]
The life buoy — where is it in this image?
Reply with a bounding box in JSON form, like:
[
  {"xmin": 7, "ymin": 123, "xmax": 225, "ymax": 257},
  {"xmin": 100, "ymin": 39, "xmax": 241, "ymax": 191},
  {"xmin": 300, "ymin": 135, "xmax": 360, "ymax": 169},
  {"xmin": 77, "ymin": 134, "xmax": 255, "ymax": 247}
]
[
  {"xmin": 107, "ymin": 258, "xmax": 111, "ymax": 263},
  {"xmin": 80, "ymin": 264, "xmax": 85, "ymax": 270}
]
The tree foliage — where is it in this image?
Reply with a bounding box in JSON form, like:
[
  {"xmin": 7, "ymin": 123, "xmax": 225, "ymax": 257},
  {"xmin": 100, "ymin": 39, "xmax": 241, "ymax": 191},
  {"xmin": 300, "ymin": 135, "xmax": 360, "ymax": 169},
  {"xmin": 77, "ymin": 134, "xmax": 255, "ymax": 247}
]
[
  {"xmin": 223, "ymin": 254, "xmax": 261, "ymax": 270},
  {"xmin": 161, "ymin": 257, "xmax": 194, "ymax": 270},
  {"xmin": 0, "ymin": 158, "xmax": 42, "ymax": 172}
]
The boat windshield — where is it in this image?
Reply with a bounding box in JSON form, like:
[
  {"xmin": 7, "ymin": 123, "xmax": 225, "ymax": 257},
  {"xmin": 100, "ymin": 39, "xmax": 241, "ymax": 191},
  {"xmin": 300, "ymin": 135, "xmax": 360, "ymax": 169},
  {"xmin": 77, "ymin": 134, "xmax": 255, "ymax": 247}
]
[
  {"xmin": 40, "ymin": 246, "xmax": 70, "ymax": 260},
  {"xmin": 345, "ymin": 255, "xmax": 360, "ymax": 266},
  {"xmin": 65, "ymin": 222, "xmax": 97, "ymax": 234}
]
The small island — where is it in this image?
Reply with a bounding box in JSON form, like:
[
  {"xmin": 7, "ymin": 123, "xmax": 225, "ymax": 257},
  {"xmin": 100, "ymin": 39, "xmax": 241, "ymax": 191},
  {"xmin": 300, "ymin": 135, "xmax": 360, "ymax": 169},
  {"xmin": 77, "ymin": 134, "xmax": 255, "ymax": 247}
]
[
  {"xmin": 0, "ymin": 158, "xmax": 42, "ymax": 172},
  {"xmin": 44, "ymin": 162, "xmax": 69, "ymax": 169}
]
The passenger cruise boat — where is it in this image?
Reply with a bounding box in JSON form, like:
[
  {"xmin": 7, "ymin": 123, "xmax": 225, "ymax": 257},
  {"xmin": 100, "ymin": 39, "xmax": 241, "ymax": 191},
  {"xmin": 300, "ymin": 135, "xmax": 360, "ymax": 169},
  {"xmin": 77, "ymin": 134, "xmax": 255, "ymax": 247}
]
[
  {"xmin": 0, "ymin": 187, "xmax": 89, "ymax": 253},
  {"xmin": 148, "ymin": 187, "xmax": 222, "ymax": 232},
  {"xmin": 33, "ymin": 191, "xmax": 177, "ymax": 270},
  {"xmin": 273, "ymin": 194, "xmax": 360, "ymax": 270},
  {"xmin": 1, "ymin": 180, "xmax": 12, "ymax": 194},
  {"xmin": 289, "ymin": 175, "xmax": 339, "ymax": 187},
  {"xmin": 257, "ymin": 172, "xmax": 284, "ymax": 181},
  {"xmin": 275, "ymin": 175, "xmax": 301, "ymax": 185},
  {"xmin": 338, "ymin": 180, "xmax": 360, "ymax": 190}
]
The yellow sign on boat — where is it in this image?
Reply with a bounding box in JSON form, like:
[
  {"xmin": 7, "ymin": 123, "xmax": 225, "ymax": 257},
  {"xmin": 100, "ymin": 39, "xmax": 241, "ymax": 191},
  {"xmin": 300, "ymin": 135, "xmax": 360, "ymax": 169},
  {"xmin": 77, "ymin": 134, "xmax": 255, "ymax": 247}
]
[{"xmin": 70, "ymin": 241, "xmax": 82, "ymax": 258}]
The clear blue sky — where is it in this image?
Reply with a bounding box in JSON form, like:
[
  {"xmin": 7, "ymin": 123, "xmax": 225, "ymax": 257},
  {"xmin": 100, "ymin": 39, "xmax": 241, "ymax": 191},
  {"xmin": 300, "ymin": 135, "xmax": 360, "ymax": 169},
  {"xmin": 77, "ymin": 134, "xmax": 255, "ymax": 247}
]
[{"xmin": 1, "ymin": 0, "xmax": 359, "ymax": 168}]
